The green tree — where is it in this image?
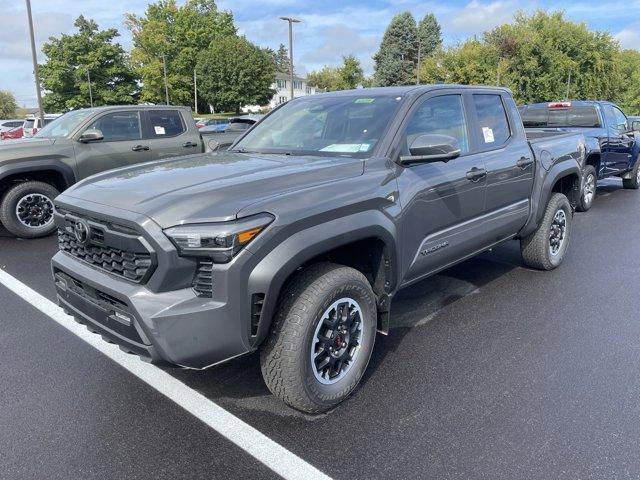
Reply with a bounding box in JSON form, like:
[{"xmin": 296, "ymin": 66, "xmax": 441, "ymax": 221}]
[
  {"xmin": 196, "ymin": 36, "xmax": 275, "ymax": 113},
  {"xmin": 274, "ymin": 43, "xmax": 292, "ymax": 74},
  {"xmin": 125, "ymin": 0, "xmax": 236, "ymax": 108},
  {"xmin": 307, "ymin": 55, "xmax": 364, "ymax": 91},
  {"xmin": 0, "ymin": 90, "xmax": 18, "ymax": 118},
  {"xmin": 419, "ymin": 11, "xmax": 626, "ymax": 105},
  {"xmin": 417, "ymin": 13, "xmax": 442, "ymax": 57},
  {"xmin": 373, "ymin": 11, "xmax": 418, "ymax": 86},
  {"xmin": 39, "ymin": 16, "xmax": 138, "ymax": 111},
  {"xmin": 617, "ymin": 49, "xmax": 640, "ymax": 115}
]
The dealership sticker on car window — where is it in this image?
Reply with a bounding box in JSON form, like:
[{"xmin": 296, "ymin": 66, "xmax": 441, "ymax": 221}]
[
  {"xmin": 482, "ymin": 126, "xmax": 495, "ymax": 143},
  {"xmin": 154, "ymin": 126, "xmax": 166, "ymax": 135},
  {"xmin": 320, "ymin": 143, "xmax": 365, "ymax": 153}
]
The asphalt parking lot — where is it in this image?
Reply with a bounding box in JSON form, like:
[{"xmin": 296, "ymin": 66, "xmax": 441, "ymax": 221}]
[{"xmin": 2, "ymin": 178, "xmax": 640, "ymax": 480}]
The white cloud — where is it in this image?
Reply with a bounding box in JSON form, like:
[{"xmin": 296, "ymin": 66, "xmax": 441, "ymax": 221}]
[
  {"xmin": 447, "ymin": 0, "xmax": 521, "ymax": 34},
  {"xmin": 615, "ymin": 27, "xmax": 640, "ymax": 49}
]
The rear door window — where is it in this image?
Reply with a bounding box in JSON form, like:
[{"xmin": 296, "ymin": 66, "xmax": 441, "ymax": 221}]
[
  {"xmin": 473, "ymin": 94, "xmax": 511, "ymax": 147},
  {"xmin": 147, "ymin": 110, "xmax": 186, "ymax": 138}
]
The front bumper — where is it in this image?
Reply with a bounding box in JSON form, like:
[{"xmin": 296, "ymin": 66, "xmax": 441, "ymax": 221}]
[{"xmin": 53, "ymin": 252, "xmax": 252, "ymax": 368}]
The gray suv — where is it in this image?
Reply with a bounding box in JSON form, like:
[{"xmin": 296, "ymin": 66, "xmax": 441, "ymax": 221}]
[
  {"xmin": 0, "ymin": 105, "xmax": 202, "ymax": 238},
  {"xmin": 52, "ymin": 86, "xmax": 585, "ymax": 412}
]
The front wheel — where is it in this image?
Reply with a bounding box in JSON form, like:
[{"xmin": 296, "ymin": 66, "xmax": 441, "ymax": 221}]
[
  {"xmin": 622, "ymin": 158, "xmax": 640, "ymax": 189},
  {"xmin": 260, "ymin": 263, "xmax": 377, "ymax": 413},
  {"xmin": 520, "ymin": 193, "xmax": 572, "ymax": 270},
  {"xmin": 0, "ymin": 181, "xmax": 59, "ymax": 238}
]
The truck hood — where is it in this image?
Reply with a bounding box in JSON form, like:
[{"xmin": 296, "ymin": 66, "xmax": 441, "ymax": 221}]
[
  {"xmin": 62, "ymin": 151, "xmax": 364, "ymax": 227},
  {"xmin": 0, "ymin": 137, "xmax": 57, "ymax": 159}
]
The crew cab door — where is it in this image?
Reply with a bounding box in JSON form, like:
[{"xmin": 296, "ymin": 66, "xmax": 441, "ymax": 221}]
[
  {"xmin": 395, "ymin": 91, "xmax": 488, "ymax": 284},
  {"xmin": 602, "ymin": 104, "xmax": 634, "ymax": 174},
  {"xmin": 471, "ymin": 93, "xmax": 534, "ymax": 241},
  {"xmin": 143, "ymin": 109, "xmax": 200, "ymax": 161},
  {"xmin": 74, "ymin": 110, "xmax": 151, "ymax": 179}
]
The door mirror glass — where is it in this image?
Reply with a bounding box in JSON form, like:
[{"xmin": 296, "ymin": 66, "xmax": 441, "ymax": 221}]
[
  {"xmin": 632, "ymin": 120, "xmax": 640, "ymax": 132},
  {"xmin": 79, "ymin": 128, "xmax": 104, "ymax": 143},
  {"xmin": 400, "ymin": 134, "xmax": 461, "ymax": 165}
]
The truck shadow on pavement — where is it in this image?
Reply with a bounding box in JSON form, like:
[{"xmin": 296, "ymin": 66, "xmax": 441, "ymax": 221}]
[{"xmin": 168, "ymin": 241, "xmax": 522, "ymax": 417}]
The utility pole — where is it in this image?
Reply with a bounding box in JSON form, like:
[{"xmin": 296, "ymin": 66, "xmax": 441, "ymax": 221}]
[
  {"xmin": 87, "ymin": 70, "xmax": 93, "ymax": 107},
  {"xmin": 416, "ymin": 41, "xmax": 422, "ymax": 85},
  {"xmin": 566, "ymin": 69, "xmax": 572, "ymax": 101},
  {"xmin": 162, "ymin": 54, "xmax": 170, "ymax": 105},
  {"xmin": 280, "ymin": 17, "xmax": 301, "ymax": 100},
  {"xmin": 25, "ymin": 0, "xmax": 44, "ymax": 125},
  {"xmin": 193, "ymin": 69, "xmax": 198, "ymax": 115}
]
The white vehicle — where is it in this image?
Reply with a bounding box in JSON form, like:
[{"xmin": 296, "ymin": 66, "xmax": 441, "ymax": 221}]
[{"xmin": 22, "ymin": 114, "xmax": 62, "ymax": 137}]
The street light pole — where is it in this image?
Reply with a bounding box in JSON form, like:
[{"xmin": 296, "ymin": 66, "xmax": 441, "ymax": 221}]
[
  {"xmin": 87, "ymin": 70, "xmax": 93, "ymax": 107},
  {"xmin": 416, "ymin": 41, "xmax": 422, "ymax": 85},
  {"xmin": 162, "ymin": 54, "xmax": 170, "ymax": 105},
  {"xmin": 280, "ymin": 17, "xmax": 301, "ymax": 100},
  {"xmin": 193, "ymin": 68, "xmax": 198, "ymax": 115},
  {"xmin": 25, "ymin": 0, "xmax": 44, "ymax": 125}
]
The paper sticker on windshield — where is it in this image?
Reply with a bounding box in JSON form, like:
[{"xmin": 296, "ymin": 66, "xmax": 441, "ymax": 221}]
[
  {"xmin": 154, "ymin": 125, "xmax": 166, "ymax": 135},
  {"xmin": 355, "ymin": 98, "xmax": 375, "ymax": 104},
  {"xmin": 320, "ymin": 143, "xmax": 364, "ymax": 153},
  {"xmin": 482, "ymin": 126, "xmax": 495, "ymax": 143},
  {"xmin": 359, "ymin": 143, "xmax": 371, "ymax": 152}
]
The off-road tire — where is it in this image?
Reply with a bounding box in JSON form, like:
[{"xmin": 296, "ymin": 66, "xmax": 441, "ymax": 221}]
[
  {"xmin": 622, "ymin": 157, "xmax": 640, "ymax": 189},
  {"xmin": 520, "ymin": 193, "xmax": 572, "ymax": 270},
  {"xmin": 576, "ymin": 165, "xmax": 597, "ymax": 212},
  {"xmin": 0, "ymin": 181, "xmax": 59, "ymax": 238},
  {"xmin": 260, "ymin": 263, "xmax": 377, "ymax": 413}
]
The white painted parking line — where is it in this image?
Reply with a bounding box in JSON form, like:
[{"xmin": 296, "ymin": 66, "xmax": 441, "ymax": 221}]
[{"xmin": 0, "ymin": 268, "xmax": 332, "ymax": 480}]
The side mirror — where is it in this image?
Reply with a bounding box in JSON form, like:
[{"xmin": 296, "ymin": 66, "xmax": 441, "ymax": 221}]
[
  {"xmin": 632, "ymin": 120, "xmax": 640, "ymax": 132},
  {"xmin": 400, "ymin": 134, "xmax": 461, "ymax": 165},
  {"xmin": 79, "ymin": 128, "xmax": 104, "ymax": 143}
]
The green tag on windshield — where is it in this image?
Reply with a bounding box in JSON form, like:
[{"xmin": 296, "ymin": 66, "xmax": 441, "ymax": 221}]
[{"xmin": 355, "ymin": 98, "xmax": 375, "ymax": 104}]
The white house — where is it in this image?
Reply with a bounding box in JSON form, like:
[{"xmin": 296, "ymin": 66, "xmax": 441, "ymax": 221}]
[{"xmin": 242, "ymin": 72, "xmax": 318, "ymax": 113}]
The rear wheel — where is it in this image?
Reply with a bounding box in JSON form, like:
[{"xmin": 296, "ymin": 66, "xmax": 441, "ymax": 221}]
[
  {"xmin": 0, "ymin": 181, "xmax": 59, "ymax": 238},
  {"xmin": 520, "ymin": 193, "xmax": 572, "ymax": 270},
  {"xmin": 576, "ymin": 165, "xmax": 596, "ymax": 212},
  {"xmin": 260, "ymin": 263, "xmax": 377, "ymax": 413},
  {"xmin": 622, "ymin": 158, "xmax": 640, "ymax": 189}
]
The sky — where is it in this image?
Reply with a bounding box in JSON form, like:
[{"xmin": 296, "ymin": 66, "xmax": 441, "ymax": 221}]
[{"xmin": 2, "ymin": 0, "xmax": 640, "ymax": 107}]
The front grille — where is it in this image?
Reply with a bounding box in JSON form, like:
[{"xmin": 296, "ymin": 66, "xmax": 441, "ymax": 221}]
[
  {"xmin": 193, "ymin": 260, "xmax": 213, "ymax": 297},
  {"xmin": 58, "ymin": 229, "xmax": 152, "ymax": 283}
]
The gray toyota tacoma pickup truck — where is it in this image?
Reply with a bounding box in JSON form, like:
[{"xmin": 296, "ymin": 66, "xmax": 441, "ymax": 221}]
[
  {"xmin": 52, "ymin": 86, "xmax": 585, "ymax": 413},
  {"xmin": 0, "ymin": 105, "xmax": 202, "ymax": 238}
]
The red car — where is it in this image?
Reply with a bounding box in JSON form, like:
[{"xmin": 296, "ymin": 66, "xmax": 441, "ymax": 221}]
[{"xmin": 0, "ymin": 127, "xmax": 23, "ymax": 140}]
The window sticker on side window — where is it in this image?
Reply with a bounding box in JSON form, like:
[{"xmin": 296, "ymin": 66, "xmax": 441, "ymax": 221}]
[
  {"xmin": 154, "ymin": 126, "xmax": 166, "ymax": 135},
  {"xmin": 482, "ymin": 126, "xmax": 494, "ymax": 143}
]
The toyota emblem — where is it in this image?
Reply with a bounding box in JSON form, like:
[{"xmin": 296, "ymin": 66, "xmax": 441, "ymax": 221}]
[{"xmin": 74, "ymin": 220, "xmax": 90, "ymax": 244}]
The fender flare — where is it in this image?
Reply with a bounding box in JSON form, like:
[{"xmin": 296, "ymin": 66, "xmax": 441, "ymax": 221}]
[
  {"xmin": 0, "ymin": 159, "xmax": 76, "ymax": 190},
  {"xmin": 246, "ymin": 210, "xmax": 398, "ymax": 346},
  {"xmin": 520, "ymin": 161, "xmax": 581, "ymax": 238}
]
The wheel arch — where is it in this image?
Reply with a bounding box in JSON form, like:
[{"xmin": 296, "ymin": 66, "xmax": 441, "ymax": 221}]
[
  {"xmin": 0, "ymin": 160, "xmax": 76, "ymax": 197},
  {"xmin": 247, "ymin": 211, "xmax": 398, "ymax": 346}
]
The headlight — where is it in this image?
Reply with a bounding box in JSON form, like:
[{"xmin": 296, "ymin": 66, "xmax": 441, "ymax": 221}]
[{"xmin": 164, "ymin": 213, "xmax": 274, "ymax": 263}]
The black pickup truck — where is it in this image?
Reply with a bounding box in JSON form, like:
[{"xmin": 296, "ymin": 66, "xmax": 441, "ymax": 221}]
[{"xmin": 52, "ymin": 85, "xmax": 585, "ymax": 413}]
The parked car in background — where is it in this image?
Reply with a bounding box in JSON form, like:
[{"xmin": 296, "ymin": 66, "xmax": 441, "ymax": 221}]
[
  {"xmin": 0, "ymin": 126, "xmax": 24, "ymax": 140},
  {"xmin": 199, "ymin": 114, "xmax": 263, "ymax": 151},
  {"xmin": 196, "ymin": 117, "xmax": 229, "ymax": 130},
  {"xmin": 0, "ymin": 105, "xmax": 203, "ymax": 238},
  {"xmin": 520, "ymin": 101, "xmax": 640, "ymax": 211},
  {"xmin": 22, "ymin": 114, "xmax": 61, "ymax": 137},
  {"xmin": 0, "ymin": 119, "xmax": 25, "ymax": 134},
  {"xmin": 52, "ymin": 85, "xmax": 585, "ymax": 413}
]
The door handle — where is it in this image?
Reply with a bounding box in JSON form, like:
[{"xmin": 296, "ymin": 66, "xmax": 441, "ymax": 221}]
[
  {"xmin": 132, "ymin": 145, "xmax": 149, "ymax": 152},
  {"xmin": 182, "ymin": 141, "xmax": 198, "ymax": 148},
  {"xmin": 516, "ymin": 156, "xmax": 534, "ymax": 169},
  {"xmin": 466, "ymin": 167, "xmax": 487, "ymax": 182}
]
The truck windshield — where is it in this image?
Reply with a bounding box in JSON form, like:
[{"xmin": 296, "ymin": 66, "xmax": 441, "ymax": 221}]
[
  {"xmin": 232, "ymin": 94, "xmax": 404, "ymax": 157},
  {"xmin": 521, "ymin": 106, "xmax": 601, "ymax": 128},
  {"xmin": 35, "ymin": 110, "xmax": 94, "ymax": 139}
]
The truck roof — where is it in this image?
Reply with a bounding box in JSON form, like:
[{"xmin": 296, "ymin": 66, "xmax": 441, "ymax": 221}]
[
  {"xmin": 313, "ymin": 84, "xmax": 513, "ymax": 98},
  {"xmin": 523, "ymin": 100, "xmax": 616, "ymax": 108}
]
